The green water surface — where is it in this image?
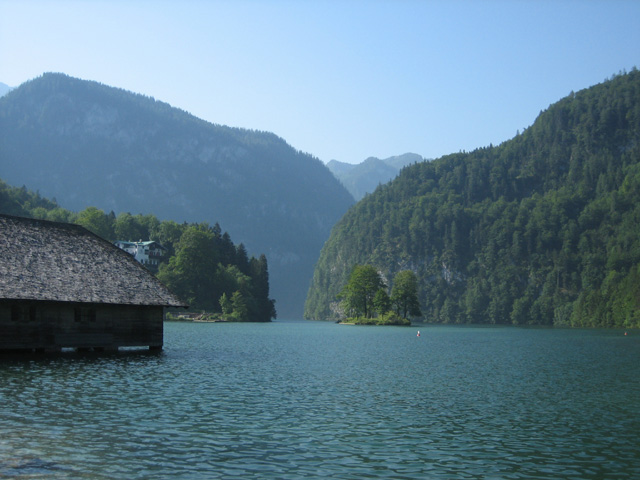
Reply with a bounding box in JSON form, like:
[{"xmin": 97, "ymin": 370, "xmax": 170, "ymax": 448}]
[{"xmin": 0, "ymin": 321, "xmax": 638, "ymax": 479}]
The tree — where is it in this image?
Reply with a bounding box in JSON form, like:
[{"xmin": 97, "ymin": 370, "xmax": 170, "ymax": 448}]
[
  {"xmin": 391, "ymin": 270, "xmax": 422, "ymax": 319},
  {"xmin": 373, "ymin": 288, "xmax": 392, "ymax": 316},
  {"xmin": 235, "ymin": 243, "xmax": 250, "ymax": 275},
  {"xmin": 114, "ymin": 212, "xmax": 146, "ymax": 241},
  {"xmin": 136, "ymin": 213, "xmax": 160, "ymax": 240},
  {"xmin": 75, "ymin": 207, "xmax": 114, "ymax": 240},
  {"xmin": 155, "ymin": 220, "xmax": 183, "ymax": 255},
  {"xmin": 231, "ymin": 291, "xmax": 250, "ymax": 322},
  {"xmin": 217, "ymin": 264, "xmax": 252, "ymax": 299},
  {"xmin": 46, "ymin": 207, "xmax": 73, "ymax": 223},
  {"xmin": 250, "ymin": 254, "xmax": 277, "ymax": 321},
  {"xmin": 338, "ymin": 265, "xmax": 385, "ymax": 319},
  {"xmin": 219, "ymin": 292, "xmax": 232, "ymax": 315},
  {"xmin": 157, "ymin": 226, "xmax": 219, "ymax": 310}
]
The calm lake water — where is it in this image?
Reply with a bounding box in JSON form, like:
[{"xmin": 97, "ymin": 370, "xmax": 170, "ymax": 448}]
[{"xmin": 0, "ymin": 320, "xmax": 638, "ymax": 479}]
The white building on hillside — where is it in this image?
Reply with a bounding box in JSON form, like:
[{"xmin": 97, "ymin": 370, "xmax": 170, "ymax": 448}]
[{"xmin": 114, "ymin": 240, "xmax": 167, "ymax": 271}]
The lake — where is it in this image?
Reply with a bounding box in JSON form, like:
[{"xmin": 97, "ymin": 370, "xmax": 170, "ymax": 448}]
[{"xmin": 0, "ymin": 320, "xmax": 638, "ymax": 479}]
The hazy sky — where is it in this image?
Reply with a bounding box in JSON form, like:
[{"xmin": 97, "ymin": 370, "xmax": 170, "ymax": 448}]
[{"xmin": 1, "ymin": 1, "xmax": 639, "ymax": 164}]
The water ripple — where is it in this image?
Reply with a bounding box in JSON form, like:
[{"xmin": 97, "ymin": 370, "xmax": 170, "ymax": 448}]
[{"xmin": 0, "ymin": 322, "xmax": 639, "ymax": 479}]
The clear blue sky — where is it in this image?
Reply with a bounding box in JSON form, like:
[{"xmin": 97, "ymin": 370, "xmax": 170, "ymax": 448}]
[{"xmin": 1, "ymin": 0, "xmax": 638, "ymax": 164}]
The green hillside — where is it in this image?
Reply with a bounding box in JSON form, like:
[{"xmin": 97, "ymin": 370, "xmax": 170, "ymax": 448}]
[{"xmin": 305, "ymin": 69, "xmax": 640, "ymax": 327}]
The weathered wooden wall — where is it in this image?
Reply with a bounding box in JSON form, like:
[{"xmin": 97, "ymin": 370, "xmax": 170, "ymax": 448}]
[{"xmin": 0, "ymin": 301, "xmax": 163, "ymax": 352}]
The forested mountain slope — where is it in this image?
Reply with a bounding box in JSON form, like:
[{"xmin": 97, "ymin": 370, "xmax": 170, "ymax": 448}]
[
  {"xmin": 305, "ymin": 70, "xmax": 640, "ymax": 327},
  {"xmin": 0, "ymin": 73, "xmax": 354, "ymax": 317}
]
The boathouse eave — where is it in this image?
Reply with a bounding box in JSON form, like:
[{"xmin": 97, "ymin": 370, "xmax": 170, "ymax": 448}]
[{"xmin": 0, "ymin": 297, "xmax": 189, "ymax": 309}]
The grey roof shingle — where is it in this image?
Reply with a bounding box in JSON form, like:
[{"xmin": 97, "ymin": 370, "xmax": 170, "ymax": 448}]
[{"xmin": 0, "ymin": 214, "xmax": 186, "ymax": 307}]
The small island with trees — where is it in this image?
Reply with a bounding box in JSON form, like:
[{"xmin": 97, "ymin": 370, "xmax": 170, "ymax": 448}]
[{"xmin": 337, "ymin": 265, "xmax": 421, "ymax": 325}]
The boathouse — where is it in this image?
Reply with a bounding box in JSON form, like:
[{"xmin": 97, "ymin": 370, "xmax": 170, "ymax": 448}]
[{"xmin": 0, "ymin": 214, "xmax": 187, "ymax": 352}]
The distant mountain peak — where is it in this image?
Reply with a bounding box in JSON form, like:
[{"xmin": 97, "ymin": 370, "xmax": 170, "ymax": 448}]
[
  {"xmin": 327, "ymin": 153, "xmax": 426, "ymax": 200},
  {"xmin": 0, "ymin": 82, "xmax": 13, "ymax": 98}
]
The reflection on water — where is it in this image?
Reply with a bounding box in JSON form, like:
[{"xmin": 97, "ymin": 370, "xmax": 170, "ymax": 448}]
[{"xmin": 1, "ymin": 321, "xmax": 639, "ymax": 479}]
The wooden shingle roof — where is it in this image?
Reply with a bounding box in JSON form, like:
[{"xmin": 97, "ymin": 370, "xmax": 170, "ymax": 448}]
[{"xmin": 0, "ymin": 214, "xmax": 186, "ymax": 307}]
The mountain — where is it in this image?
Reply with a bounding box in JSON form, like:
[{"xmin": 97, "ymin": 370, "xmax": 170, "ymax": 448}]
[
  {"xmin": 305, "ymin": 70, "xmax": 640, "ymax": 328},
  {"xmin": 0, "ymin": 83, "xmax": 11, "ymax": 98},
  {"xmin": 326, "ymin": 159, "xmax": 356, "ymax": 178},
  {"xmin": 327, "ymin": 153, "xmax": 423, "ymax": 200},
  {"xmin": 0, "ymin": 73, "xmax": 354, "ymax": 317}
]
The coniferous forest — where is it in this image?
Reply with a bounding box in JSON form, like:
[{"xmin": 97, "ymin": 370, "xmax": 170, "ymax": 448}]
[
  {"xmin": 305, "ymin": 70, "xmax": 640, "ymax": 327},
  {"xmin": 0, "ymin": 183, "xmax": 276, "ymax": 322}
]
